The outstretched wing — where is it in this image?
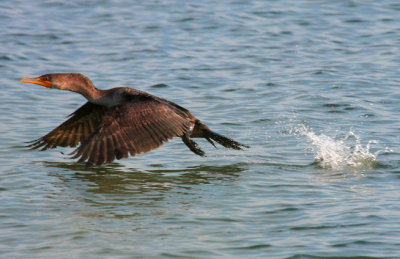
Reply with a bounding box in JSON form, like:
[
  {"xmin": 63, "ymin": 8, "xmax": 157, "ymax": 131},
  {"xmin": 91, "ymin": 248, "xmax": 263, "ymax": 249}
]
[
  {"xmin": 28, "ymin": 102, "xmax": 108, "ymax": 150},
  {"xmin": 70, "ymin": 96, "xmax": 192, "ymax": 165}
]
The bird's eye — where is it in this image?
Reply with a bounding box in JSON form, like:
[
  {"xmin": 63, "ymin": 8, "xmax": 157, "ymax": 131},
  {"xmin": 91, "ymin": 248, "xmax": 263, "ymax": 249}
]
[{"xmin": 41, "ymin": 76, "xmax": 49, "ymax": 81}]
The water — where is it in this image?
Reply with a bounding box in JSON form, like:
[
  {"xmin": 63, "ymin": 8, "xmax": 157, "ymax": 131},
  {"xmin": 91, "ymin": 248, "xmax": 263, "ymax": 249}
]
[
  {"xmin": 288, "ymin": 123, "xmax": 382, "ymax": 171},
  {"xmin": 1, "ymin": 0, "xmax": 400, "ymax": 258}
]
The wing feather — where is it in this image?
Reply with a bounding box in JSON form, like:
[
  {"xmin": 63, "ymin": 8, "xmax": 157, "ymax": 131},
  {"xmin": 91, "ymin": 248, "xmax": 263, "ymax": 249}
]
[
  {"xmin": 72, "ymin": 96, "xmax": 192, "ymax": 165},
  {"xmin": 29, "ymin": 102, "xmax": 107, "ymax": 150},
  {"xmin": 105, "ymin": 137, "xmax": 114, "ymax": 163}
]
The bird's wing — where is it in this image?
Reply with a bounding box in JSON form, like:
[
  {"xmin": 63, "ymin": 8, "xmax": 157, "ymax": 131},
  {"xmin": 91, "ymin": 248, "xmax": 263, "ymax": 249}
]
[
  {"xmin": 28, "ymin": 102, "xmax": 108, "ymax": 150},
  {"xmin": 70, "ymin": 96, "xmax": 192, "ymax": 165}
]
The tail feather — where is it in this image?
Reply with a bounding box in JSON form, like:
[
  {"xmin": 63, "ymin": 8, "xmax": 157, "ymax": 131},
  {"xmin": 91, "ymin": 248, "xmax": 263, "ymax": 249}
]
[
  {"xmin": 205, "ymin": 130, "xmax": 249, "ymax": 150},
  {"xmin": 205, "ymin": 137, "xmax": 217, "ymax": 148},
  {"xmin": 182, "ymin": 121, "xmax": 249, "ymax": 156}
]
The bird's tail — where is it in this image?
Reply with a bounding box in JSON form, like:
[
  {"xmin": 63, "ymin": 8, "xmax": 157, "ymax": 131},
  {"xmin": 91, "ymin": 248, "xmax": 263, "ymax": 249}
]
[
  {"xmin": 203, "ymin": 129, "xmax": 249, "ymax": 150},
  {"xmin": 182, "ymin": 121, "xmax": 249, "ymax": 156},
  {"xmin": 193, "ymin": 121, "xmax": 249, "ymax": 149}
]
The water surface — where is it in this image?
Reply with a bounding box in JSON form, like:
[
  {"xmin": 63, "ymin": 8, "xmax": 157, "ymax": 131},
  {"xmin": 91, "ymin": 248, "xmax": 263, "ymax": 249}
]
[{"xmin": 1, "ymin": 0, "xmax": 400, "ymax": 258}]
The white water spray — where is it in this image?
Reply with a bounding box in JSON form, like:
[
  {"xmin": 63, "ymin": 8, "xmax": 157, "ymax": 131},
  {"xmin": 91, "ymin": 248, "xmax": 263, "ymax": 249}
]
[{"xmin": 290, "ymin": 123, "xmax": 380, "ymax": 170}]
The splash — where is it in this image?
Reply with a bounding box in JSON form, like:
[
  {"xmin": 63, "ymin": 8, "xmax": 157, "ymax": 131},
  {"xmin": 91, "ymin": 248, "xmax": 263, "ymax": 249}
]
[{"xmin": 290, "ymin": 123, "xmax": 380, "ymax": 170}]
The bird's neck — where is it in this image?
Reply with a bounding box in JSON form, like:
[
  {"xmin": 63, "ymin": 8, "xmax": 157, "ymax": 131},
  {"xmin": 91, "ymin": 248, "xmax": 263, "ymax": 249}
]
[
  {"xmin": 80, "ymin": 87, "xmax": 123, "ymax": 108},
  {"xmin": 78, "ymin": 86, "xmax": 106, "ymax": 102}
]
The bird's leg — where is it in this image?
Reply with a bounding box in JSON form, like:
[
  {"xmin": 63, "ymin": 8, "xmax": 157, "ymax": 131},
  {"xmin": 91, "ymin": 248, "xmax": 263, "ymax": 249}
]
[{"xmin": 181, "ymin": 132, "xmax": 206, "ymax": 157}]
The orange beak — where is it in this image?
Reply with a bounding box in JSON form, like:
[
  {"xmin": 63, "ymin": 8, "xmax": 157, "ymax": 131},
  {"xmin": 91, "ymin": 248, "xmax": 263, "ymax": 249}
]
[{"xmin": 21, "ymin": 77, "xmax": 52, "ymax": 88}]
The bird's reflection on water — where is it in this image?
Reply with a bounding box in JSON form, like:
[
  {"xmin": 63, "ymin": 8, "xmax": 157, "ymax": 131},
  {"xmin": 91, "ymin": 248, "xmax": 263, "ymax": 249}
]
[{"xmin": 44, "ymin": 161, "xmax": 247, "ymax": 195}]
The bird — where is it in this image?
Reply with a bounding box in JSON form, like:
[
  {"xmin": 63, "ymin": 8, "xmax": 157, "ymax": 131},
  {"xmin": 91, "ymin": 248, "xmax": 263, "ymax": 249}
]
[{"xmin": 21, "ymin": 73, "xmax": 248, "ymax": 165}]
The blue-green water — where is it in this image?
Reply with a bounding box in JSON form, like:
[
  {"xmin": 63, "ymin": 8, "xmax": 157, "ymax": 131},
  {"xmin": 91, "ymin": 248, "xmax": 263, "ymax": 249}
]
[{"xmin": 1, "ymin": 1, "xmax": 400, "ymax": 258}]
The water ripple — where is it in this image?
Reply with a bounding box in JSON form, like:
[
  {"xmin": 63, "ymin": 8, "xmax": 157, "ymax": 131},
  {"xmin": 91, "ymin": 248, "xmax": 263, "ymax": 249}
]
[{"xmin": 2, "ymin": 0, "xmax": 400, "ymax": 258}]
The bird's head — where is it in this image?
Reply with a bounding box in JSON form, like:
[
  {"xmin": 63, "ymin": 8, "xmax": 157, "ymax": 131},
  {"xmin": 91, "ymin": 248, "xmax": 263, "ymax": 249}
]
[
  {"xmin": 21, "ymin": 74, "xmax": 53, "ymax": 88},
  {"xmin": 21, "ymin": 73, "xmax": 94, "ymax": 92}
]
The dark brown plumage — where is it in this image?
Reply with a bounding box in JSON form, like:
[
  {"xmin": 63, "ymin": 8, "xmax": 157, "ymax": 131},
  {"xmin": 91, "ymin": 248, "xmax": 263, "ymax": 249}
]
[{"xmin": 21, "ymin": 73, "xmax": 248, "ymax": 165}]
